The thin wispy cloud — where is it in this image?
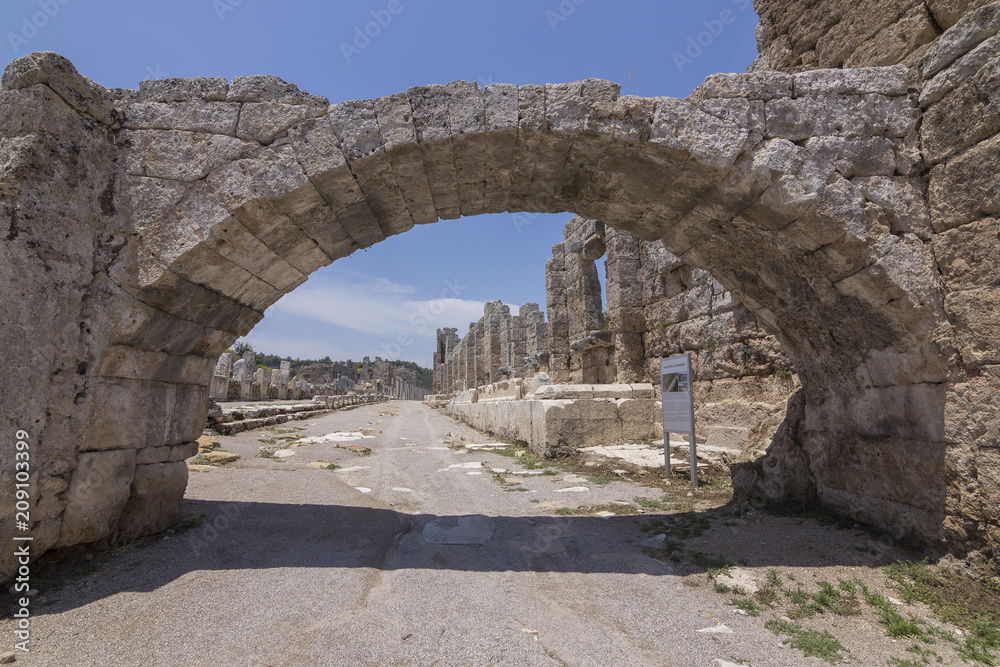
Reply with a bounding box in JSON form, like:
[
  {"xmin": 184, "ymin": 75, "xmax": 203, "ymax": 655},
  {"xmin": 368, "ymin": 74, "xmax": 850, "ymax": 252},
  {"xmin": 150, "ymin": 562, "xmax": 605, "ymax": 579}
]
[{"xmin": 263, "ymin": 273, "xmax": 492, "ymax": 351}]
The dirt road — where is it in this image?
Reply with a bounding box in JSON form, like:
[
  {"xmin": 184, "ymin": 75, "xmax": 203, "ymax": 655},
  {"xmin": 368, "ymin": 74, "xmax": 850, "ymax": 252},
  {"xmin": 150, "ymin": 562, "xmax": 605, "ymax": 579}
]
[{"xmin": 4, "ymin": 401, "xmax": 976, "ymax": 666}]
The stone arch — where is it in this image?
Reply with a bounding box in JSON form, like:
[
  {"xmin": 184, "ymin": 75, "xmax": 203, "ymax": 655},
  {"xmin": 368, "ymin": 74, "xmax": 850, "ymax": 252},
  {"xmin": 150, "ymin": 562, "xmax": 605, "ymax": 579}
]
[{"xmin": 0, "ymin": 48, "xmax": 994, "ymax": 577}]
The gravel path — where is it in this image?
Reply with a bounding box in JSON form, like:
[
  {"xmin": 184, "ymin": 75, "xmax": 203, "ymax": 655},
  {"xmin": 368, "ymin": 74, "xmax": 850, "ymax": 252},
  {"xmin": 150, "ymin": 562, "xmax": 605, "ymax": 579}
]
[{"xmin": 2, "ymin": 401, "xmax": 969, "ymax": 666}]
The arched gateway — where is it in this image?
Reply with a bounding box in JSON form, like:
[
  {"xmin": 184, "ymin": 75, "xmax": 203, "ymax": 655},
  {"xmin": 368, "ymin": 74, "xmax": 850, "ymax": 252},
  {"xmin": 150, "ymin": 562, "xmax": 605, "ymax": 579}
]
[{"xmin": 1, "ymin": 31, "xmax": 997, "ymax": 578}]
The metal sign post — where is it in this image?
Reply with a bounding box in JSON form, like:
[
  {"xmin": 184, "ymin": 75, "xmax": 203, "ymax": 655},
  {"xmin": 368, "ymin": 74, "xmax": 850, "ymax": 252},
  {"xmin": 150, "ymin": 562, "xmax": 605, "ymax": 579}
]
[{"xmin": 660, "ymin": 353, "xmax": 698, "ymax": 488}]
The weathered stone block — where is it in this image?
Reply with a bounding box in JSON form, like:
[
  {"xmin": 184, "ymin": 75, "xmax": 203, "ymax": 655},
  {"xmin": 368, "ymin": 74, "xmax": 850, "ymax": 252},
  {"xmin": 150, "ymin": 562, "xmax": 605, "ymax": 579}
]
[
  {"xmin": 60, "ymin": 450, "xmax": 136, "ymax": 545},
  {"xmin": 117, "ymin": 461, "xmax": 188, "ymax": 539},
  {"xmin": 945, "ymin": 286, "xmax": 1000, "ymax": 366},
  {"xmin": 139, "ymin": 77, "xmax": 228, "ymax": 102}
]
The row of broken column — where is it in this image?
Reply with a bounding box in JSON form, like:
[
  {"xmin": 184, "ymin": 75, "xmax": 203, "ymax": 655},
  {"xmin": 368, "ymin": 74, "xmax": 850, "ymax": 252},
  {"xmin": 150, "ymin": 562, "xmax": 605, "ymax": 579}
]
[{"xmin": 209, "ymin": 352, "xmax": 309, "ymax": 401}]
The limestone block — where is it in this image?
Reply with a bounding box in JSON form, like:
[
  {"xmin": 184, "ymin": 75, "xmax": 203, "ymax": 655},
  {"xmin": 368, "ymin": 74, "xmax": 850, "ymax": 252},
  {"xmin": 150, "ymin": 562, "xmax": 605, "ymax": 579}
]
[
  {"xmin": 168, "ymin": 383, "xmax": 211, "ymax": 445},
  {"xmin": 590, "ymin": 384, "xmax": 634, "ymax": 399},
  {"xmin": 139, "ymin": 77, "xmax": 228, "ymax": 102},
  {"xmin": 374, "ymin": 92, "xmax": 438, "ymax": 225},
  {"xmin": 237, "ymin": 102, "xmax": 325, "ymax": 144},
  {"xmin": 813, "ymin": 436, "xmax": 948, "ymax": 513},
  {"xmin": 165, "ymin": 244, "xmax": 282, "ymax": 312},
  {"xmin": 928, "ymin": 118, "xmax": 1000, "ymax": 232},
  {"xmin": 2, "ymin": 51, "xmax": 114, "ymax": 124},
  {"xmin": 650, "ymin": 97, "xmax": 750, "ymax": 172},
  {"xmin": 921, "ymin": 81, "xmax": 993, "ymax": 165},
  {"xmin": 120, "ymin": 129, "xmax": 258, "ymax": 181},
  {"xmin": 329, "ymin": 98, "xmax": 414, "ymax": 236},
  {"xmin": 508, "ymin": 83, "xmax": 545, "ymax": 209},
  {"xmin": 690, "ymin": 72, "xmax": 793, "ymax": 101},
  {"xmin": 80, "ymin": 377, "xmax": 149, "ymax": 452},
  {"xmin": 117, "ymin": 461, "xmax": 188, "ymax": 539},
  {"xmin": 97, "ymin": 345, "xmax": 214, "ymax": 387},
  {"xmin": 123, "ymin": 101, "xmax": 240, "ymax": 135},
  {"xmin": 704, "ymin": 426, "xmax": 752, "ymax": 452},
  {"xmin": 534, "ymin": 384, "xmax": 595, "ymax": 400},
  {"xmin": 60, "ymin": 450, "xmax": 136, "ymax": 544},
  {"xmin": 204, "ymin": 147, "xmax": 333, "ymax": 275},
  {"xmin": 537, "ymin": 398, "xmax": 622, "ymax": 455},
  {"xmin": 136, "ymin": 446, "xmax": 172, "ymax": 465},
  {"xmin": 918, "ymin": 2, "xmax": 1000, "ymax": 79},
  {"xmin": 447, "ymin": 80, "xmax": 487, "ymax": 217},
  {"xmin": 629, "ymin": 384, "xmax": 656, "ymax": 399},
  {"xmin": 408, "ymin": 84, "xmax": 461, "ymax": 219},
  {"xmin": 619, "ymin": 398, "xmax": 657, "ymax": 442},
  {"xmin": 842, "ymin": 5, "xmax": 939, "ymax": 69},
  {"xmin": 944, "ymin": 287, "xmax": 1000, "ymax": 366},
  {"xmin": 794, "ymin": 65, "xmax": 915, "ymax": 97},
  {"xmin": 483, "ymin": 83, "xmax": 518, "ymax": 212},
  {"xmin": 926, "ymin": 0, "xmax": 996, "ymax": 30},
  {"xmin": 171, "ymin": 442, "xmax": 199, "ymax": 461},
  {"xmin": 920, "ymin": 31, "xmax": 1000, "ymax": 107},
  {"xmin": 932, "ymin": 217, "xmax": 1000, "ymax": 290},
  {"xmin": 853, "ymin": 176, "xmax": 932, "ymax": 239},
  {"xmin": 227, "ymin": 75, "xmax": 328, "ymax": 106}
]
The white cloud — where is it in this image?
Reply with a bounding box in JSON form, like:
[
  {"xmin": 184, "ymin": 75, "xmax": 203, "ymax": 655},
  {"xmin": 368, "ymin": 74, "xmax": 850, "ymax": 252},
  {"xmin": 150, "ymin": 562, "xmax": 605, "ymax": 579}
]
[{"xmin": 264, "ymin": 273, "xmax": 492, "ymax": 348}]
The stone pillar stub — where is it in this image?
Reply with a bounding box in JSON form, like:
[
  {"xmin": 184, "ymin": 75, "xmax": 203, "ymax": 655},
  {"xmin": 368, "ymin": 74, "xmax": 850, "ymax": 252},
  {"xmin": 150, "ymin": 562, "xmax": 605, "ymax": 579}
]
[{"xmin": 239, "ymin": 351, "xmax": 255, "ymax": 400}]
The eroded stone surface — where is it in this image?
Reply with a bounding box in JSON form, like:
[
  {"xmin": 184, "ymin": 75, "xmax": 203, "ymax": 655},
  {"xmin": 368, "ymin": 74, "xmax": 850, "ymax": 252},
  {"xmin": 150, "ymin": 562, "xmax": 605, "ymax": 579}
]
[{"xmin": 4, "ymin": 0, "xmax": 1000, "ymax": 580}]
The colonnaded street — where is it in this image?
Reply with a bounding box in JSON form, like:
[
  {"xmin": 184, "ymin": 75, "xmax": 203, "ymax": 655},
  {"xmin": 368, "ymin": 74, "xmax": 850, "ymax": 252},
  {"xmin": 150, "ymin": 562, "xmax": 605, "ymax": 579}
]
[{"xmin": 3, "ymin": 400, "xmax": 980, "ymax": 666}]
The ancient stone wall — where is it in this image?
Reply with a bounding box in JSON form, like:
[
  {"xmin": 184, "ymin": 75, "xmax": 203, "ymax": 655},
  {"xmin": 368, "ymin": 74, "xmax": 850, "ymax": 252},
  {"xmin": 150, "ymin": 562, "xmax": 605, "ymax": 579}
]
[
  {"xmin": 751, "ymin": 0, "xmax": 995, "ymax": 73},
  {"xmin": 6, "ymin": 6, "xmax": 1000, "ymax": 577},
  {"xmin": 433, "ymin": 302, "xmax": 546, "ymax": 393}
]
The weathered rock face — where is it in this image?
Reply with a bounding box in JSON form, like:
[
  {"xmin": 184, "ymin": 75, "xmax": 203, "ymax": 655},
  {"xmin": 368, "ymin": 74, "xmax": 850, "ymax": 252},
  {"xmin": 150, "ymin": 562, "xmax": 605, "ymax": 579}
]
[{"xmin": 4, "ymin": 1, "xmax": 1000, "ymax": 577}]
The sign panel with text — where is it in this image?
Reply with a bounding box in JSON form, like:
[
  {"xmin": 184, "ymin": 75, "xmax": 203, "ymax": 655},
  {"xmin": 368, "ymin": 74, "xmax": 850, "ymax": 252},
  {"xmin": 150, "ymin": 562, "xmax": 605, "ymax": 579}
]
[
  {"xmin": 660, "ymin": 354, "xmax": 693, "ymax": 433},
  {"xmin": 660, "ymin": 353, "xmax": 698, "ymax": 487}
]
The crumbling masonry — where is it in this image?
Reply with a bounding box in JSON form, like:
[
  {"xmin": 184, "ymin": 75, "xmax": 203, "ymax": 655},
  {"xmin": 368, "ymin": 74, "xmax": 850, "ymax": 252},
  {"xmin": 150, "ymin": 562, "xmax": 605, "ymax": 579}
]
[{"xmin": 4, "ymin": 0, "xmax": 1000, "ymax": 578}]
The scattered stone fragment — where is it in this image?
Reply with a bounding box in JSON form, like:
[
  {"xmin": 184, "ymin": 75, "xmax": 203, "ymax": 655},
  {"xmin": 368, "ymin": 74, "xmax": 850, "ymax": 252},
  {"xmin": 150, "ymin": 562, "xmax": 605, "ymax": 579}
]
[
  {"xmin": 555, "ymin": 486, "xmax": 589, "ymax": 493},
  {"xmin": 197, "ymin": 435, "xmax": 220, "ymax": 453},
  {"xmin": 697, "ymin": 624, "xmax": 733, "ymax": 634},
  {"xmin": 203, "ymin": 451, "xmax": 239, "ymax": 464}
]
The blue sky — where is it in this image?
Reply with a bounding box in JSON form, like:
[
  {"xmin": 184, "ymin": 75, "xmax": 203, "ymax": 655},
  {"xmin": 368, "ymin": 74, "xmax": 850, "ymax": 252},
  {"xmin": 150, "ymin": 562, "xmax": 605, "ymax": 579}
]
[{"xmin": 3, "ymin": 0, "xmax": 760, "ymax": 367}]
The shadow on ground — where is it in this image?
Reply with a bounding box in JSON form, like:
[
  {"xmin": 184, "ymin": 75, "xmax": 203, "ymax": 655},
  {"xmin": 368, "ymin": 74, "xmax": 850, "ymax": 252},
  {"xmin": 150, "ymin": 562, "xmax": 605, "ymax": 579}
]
[{"xmin": 15, "ymin": 497, "xmax": 925, "ymax": 617}]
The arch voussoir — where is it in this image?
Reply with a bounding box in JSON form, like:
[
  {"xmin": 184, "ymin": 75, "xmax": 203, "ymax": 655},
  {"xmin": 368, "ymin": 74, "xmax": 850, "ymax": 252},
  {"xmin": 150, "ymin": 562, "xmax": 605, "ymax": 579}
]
[
  {"xmin": 373, "ymin": 92, "xmax": 439, "ymax": 225},
  {"xmin": 328, "ymin": 98, "xmax": 415, "ymax": 237}
]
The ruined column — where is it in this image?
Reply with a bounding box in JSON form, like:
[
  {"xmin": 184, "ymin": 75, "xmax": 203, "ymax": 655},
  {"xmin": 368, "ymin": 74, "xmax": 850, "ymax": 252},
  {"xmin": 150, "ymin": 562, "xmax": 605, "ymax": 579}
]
[
  {"xmin": 210, "ymin": 353, "xmax": 234, "ymax": 399},
  {"xmin": 473, "ymin": 319, "xmax": 486, "ymax": 388},
  {"xmin": 253, "ymin": 368, "xmax": 267, "ymax": 399},
  {"xmin": 279, "ymin": 360, "xmax": 290, "ymax": 399},
  {"xmin": 545, "ymin": 243, "xmax": 571, "ymax": 383},
  {"xmin": 483, "ymin": 301, "xmax": 509, "ymax": 384},
  {"xmin": 239, "ymin": 351, "xmax": 255, "ymax": 400},
  {"xmin": 269, "ymin": 366, "xmax": 282, "ymax": 398},
  {"xmin": 605, "ymin": 227, "xmax": 646, "ymax": 383}
]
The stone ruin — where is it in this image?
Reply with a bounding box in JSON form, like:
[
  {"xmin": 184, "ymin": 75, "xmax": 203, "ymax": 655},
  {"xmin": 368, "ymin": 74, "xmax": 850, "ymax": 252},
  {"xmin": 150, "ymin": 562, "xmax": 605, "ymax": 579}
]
[
  {"xmin": 3, "ymin": 0, "xmax": 1000, "ymax": 578},
  {"xmin": 432, "ymin": 213, "xmax": 799, "ymax": 464},
  {"xmin": 205, "ymin": 352, "xmax": 425, "ymax": 402}
]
